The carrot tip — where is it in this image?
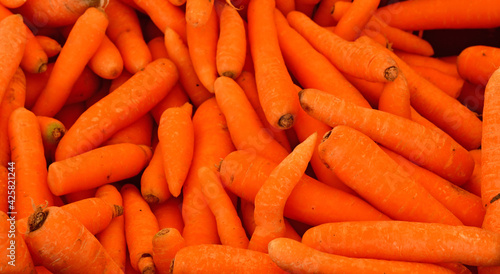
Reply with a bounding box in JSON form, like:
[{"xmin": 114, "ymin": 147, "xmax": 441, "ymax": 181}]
[
  {"xmin": 385, "ymin": 66, "xmax": 399, "ymax": 81},
  {"xmin": 143, "ymin": 194, "xmax": 160, "ymax": 204},
  {"xmin": 155, "ymin": 228, "xmax": 171, "ymax": 238},
  {"xmin": 278, "ymin": 113, "xmax": 295, "ymax": 129},
  {"xmin": 27, "ymin": 206, "xmax": 48, "ymax": 233},
  {"xmin": 38, "ymin": 63, "xmax": 48, "ymax": 74},
  {"xmin": 222, "ymin": 71, "xmax": 236, "ymax": 79},
  {"xmin": 113, "ymin": 205, "xmax": 124, "ymax": 217}
]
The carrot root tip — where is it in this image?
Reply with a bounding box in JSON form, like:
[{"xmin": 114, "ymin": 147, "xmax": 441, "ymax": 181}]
[
  {"xmin": 222, "ymin": 71, "xmax": 236, "ymax": 79},
  {"xmin": 27, "ymin": 206, "xmax": 48, "ymax": 233},
  {"xmin": 38, "ymin": 63, "xmax": 48, "ymax": 74},
  {"xmin": 143, "ymin": 194, "xmax": 160, "ymax": 204},
  {"xmin": 113, "ymin": 205, "xmax": 124, "ymax": 217},
  {"xmin": 385, "ymin": 66, "xmax": 399, "ymax": 81},
  {"xmin": 278, "ymin": 113, "xmax": 295, "ymax": 129}
]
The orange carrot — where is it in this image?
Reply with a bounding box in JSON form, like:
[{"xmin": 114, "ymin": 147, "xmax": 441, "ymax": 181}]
[
  {"xmin": 461, "ymin": 149, "xmax": 482, "ymax": 197},
  {"xmin": 216, "ymin": 4, "xmax": 246, "ymax": 79},
  {"xmin": 152, "ymin": 228, "xmax": 185, "ymax": 274},
  {"xmin": 0, "ymin": 211, "xmax": 35, "ymax": 273},
  {"xmin": 103, "ymin": 113, "xmax": 153, "ymax": 147},
  {"xmin": 0, "ymin": 14, "xmax": 26, "ymax": 107},
  {"xmin": 164, "ymin": 27, "xmax": 213, "ymax": 107},
  {"xmin": 171, "ymin": 244, "xmax": 285, "ymax": 273},
  {"xmin": 105, "ymin": 0, "xmax": 152, "ymax": 74},
  {"xmin": 95, "ymin": 184, "xmax": 127, "ymax": 272},
  {"xmin": 55, "ymin": 58, "xmax": 178, "ymax": 161},
  {"xmin": 186, "ymin": 0, "xmax": 214, "ymax": 27},
  {"xmin": 287, "ymin": 11, "xmax": 399, "ymax": 83},
  {"xmin": 410, "ymin": 65, "xmax": 464, "ymax": 99},
  {"xmin": 140, "ymin": 145, "xmax": 170, "ymax": 204},
  {"xmin": 31, "ymin": 7, "xmax": 108, "ymax": 117},
  {"xmin": 35, "ymin": 35, "xmax": 61, "ymax": 58},
  {"xmin": 121, "ymin": 184, "xmax": 159, "ymax": 273},
  {"xmin": 8, "ymin": 108, "xmax": 53, "ymax": 219},
  {"xmin": 133, "ymin": 0, "xmax": 187, "ymax": 40},
  {"xmin": 378, "ymin": 71, "xmax": 412, "ymax": 119},
  {"xmin": 24, "ymin": 206, "xmax": 122, "ymax": 273},
  {"xmin": 394, "ymin": 50, "xmax": 460, "ymax": 78},
  {"xmin": 299, "ymin": 88, "xmax": 474, "ymax": 185},
  {"xmin": 268, "ymin": 237, "xmax": 455, "ymax": 274},
  {"xmin": 457, "ymin": 45, "xmax": 500, "ymax": 86},
  {"xmin": 37, "ymin": 116, "xmax": 66, "ymax": 163},
  {"xmin": 147, "ymin": 36, "xmax": 169, "ymax": 60},
  {"xmin": 248, "ymin": 1, "xmax": 299, "ymax": 130},
  {"xmin": 187, "ymin": 7, "xmax": 219, "ymax": 93},
  {"xmin": 24, "ymin": 62, "xmax": 53, "ymax": 109},
  {"xmin": 312, "ymin": 0, "xmax": 349, "ymax": 26},
  {"xmin": 150, "ymin": 83, "xmax": 190, "ymax": 124},
  {"xmin": 302, "ymin": 220, "xmax": 500, "ymax": 266},
  {"xmin": 151, "ymin": 196, "xmax": 184, "ymax": 233},
  {"xmin": 249, "ymin": 133, "xmax": 317, "ymax": 253},
  {"xmin": 0, "ymin": 68, "xmax": 25, "ymax": 167},
  {"xmin": 0, "ymin": 0, "xmax": 25, "ymax": 8},
  {"xmin": 48, "ymin": 143, "xmax": 152, "ymax": 196},
  {"xmin": 333, "ymin": 0, "xmax": 380, "ymax": 41},
  {"xmin": 88, "ymin": 35, "xmax": 124, "ymax": 80}
]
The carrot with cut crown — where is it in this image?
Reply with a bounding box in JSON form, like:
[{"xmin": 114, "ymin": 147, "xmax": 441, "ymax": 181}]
[
  {"xmin": 55, "ymin": 58, "xmax": 178, "ymax": 161},
  {"xmin": 186, "ymin": 0, "xmax": 214, "ymax": 27},
  {"xmin": 151, "ymin": 197, "xmax": 184, "ymax": 233},
  {"xmin": 287, "ymin": 11, "xmax": 398, "ymax": 83},
  {"xmin": 133, "ymin": 0, "xmax": 187, "ymax": 40},
  {"xmin": 457, "ymin": 45, "xmax": 500, "ymax": 86},
  {"xmin": 88, "ymin": 35, "xmax": 124, "ymax": 80},
  {"xmin": 268, "ymin": 237, "xmax": 455, "ymax": 274},
  {"xmin": 248, "ymin": 0, "xmax": 299, "ymax": 130},
  {"xmin": 249, "ymin": 133, "xmax": 317, "ymax": 253},
  {"xmin": 35, "ymin": 35, "xmax": 61, "ymax": 58},
  {"xmin": 302, "ymin": 220, "xmax": 500, "ymax": 266},
  {"xmin": 31, "ymin": 7, "xmax": 108, "ymax": 117},
  {"xmin": 152, "ymin": 228, "xmax": 185, "ymax": 274},
  {"xmin": 48, "ymin": 143, "xmax": 153, "ymax": 196},
  {"xmin": 299, "ymin": 88, "xmax": 474, "ymax": 185},
  {"xmin": 216, "ymin": 4, "xmax": 246, "ymax": 79},
  {"xmin": 378, "ymin": 71, "xmax": 411, "ymax": 119},
  {"xmin": 24, "ymin": 206, "xmax": 122, "ymax": 273},
  {"xmin": 141, "ymin": 145, "xmax": 171, "ymax": 204},
  {"xmin": 37, "ymin": 116, "xmax": 65, "ymax": 163},
  {"xmin": 121, "ymin": 184, "xmax": 159, "ymax": 274},
  {"xmin": 333, "ymin": 0, "xmax": 380, "ymax": 41}
]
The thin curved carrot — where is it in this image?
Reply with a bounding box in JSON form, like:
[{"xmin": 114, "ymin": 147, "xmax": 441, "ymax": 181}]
[
  {"xmin": 248, "ymin": 1, "xmax": 299, "ymax": 130},
  {"xmin": 89, "ymin": 35, "xmax": 124, "ymax": 80},
  {"xmin": 35, "ymin": 35, "xmax": 61, "ymax": 58},
  {"xmin": 25, "ymin": 206, "xmax": 122, "ymax": 273},
  {"xmin": 31, "ymin": 7, "xmax": 108, "ymax": 117},
  {"xmin": 37, "ymin": 116, "xmax": 66, "ymax": 164},
  {"xmin": 133, "ymin": 0, "xmax": 187, "ymax": 41},
  {"xmin": 121, "ymin": 184, "xmax": 159, "ymax": 273},
  {"xmin": 457, "ymin": 45, "xmax": 500, "ymax": 86},
  {"xmin": 378, "ymin": 71, "xmax": 412, "ymax": 119},
  {"xmin": 152, "ymin": 228, "xmax": 186, "ymax": 274},
  {"xmin": 164, "ymin": 27, "xmax": 213, "ymax": 107},
  {"xmin": 150, "ymin": 83, "xmax": 190, "ymax": 124},
  {"xmin": 147, "ymin": 36, "xmax": 169, "ymax": 60},
  {"xmin": 0, "ymin": 211, "xmax": 35, "ymax": 273},
  {"xmin": 65, "ymin": 66, "xmax": 102, "ymax": 105},
  {"xmin": 55, "ymin": 58, "xmax": 178, "ymax": 161},
  {"xmin": 216, "ymin": 4, "xmax": 246, "ymax": 79},
  {"xmin": 461, "ymin": 149, "xmax": 482, "ymax": 197},
  {"xmin": 140, "ymin": 145, "xmax": 170, "ymax": 204},
  {"xmin": 302, "ymin": 220, "xmax": 500, "ymax": 266},
  {"xmin": 151, "ymin": 196, "xmax": 184, "ymax": 233}
]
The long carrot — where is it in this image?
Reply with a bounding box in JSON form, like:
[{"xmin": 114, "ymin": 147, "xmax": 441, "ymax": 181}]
[
  {"xmin": 48, "ymin": 143, "xmax": 152, "ymax": 196},
  {"xmin": 121, "ymin": 184, "xmax": 159, "ymax": 273},
  {"xmin": 216, "ymin": 4, "xmax": 246, "ymax": 79},
  {"xmin": 171, "ymin": 244, "xmax": 285, "ymax": 273},
  {"xmin": 457, "ymin": 45, "xmax": 500, "ymax": 86},
  {"xmin": 247, "ymin": 0, "xmax": 299, "ymax": 130},
  {"xmin": 24, "ymin": 206, "xmax": 122, "ymax": 273},
  {"xmin": 249, "ymin": 133, "xmax": 317, "ymax": 253},
  {"xmin": 302, "ymin": 220, "xmax": 500, "ymax": 266},
  {"xmin": 55, "ymin": 58, "xmax": 178, "ymax": 161},
  {"xmin": 37, "ymin": 116, "xmax": 66, "ymax": 163},
  {"xmin": 268, "ymin": 237, "xmax": 455, "ymax": 274},
  {"xmin": 133, "ymin": 0, "xmax": 187, "ymax": 40},
  {"xmin": 88, "ymin": 35, "xmax": 124, "ymax": 80},
  {"xmin": 0, "ymin": 14, "xmax": 26, "ymax": 107},
  {"xmin": 141, "ymin": 145, "xmax": 170, "ymax": 204},
  {"xmin": 287, "ymin": 11, "xmax": 399, "ymax": 83},
  {"xmin": 0, "ymin": 211, "xmax": 35, "ymax": 273},
  {"xmin": 31, "ymin": 7, "xmax": 108, "ymax": 117},
  {"xmin": 152, "ymin": 228, "xmax": 185, "ymax": 274},
  {"xmin": 151, "ymin": 196, "xmax": 184, "ymax": 233},
  {"xmin": 299, "ymin": 88, "xmax": 474, "ymax": 185}
]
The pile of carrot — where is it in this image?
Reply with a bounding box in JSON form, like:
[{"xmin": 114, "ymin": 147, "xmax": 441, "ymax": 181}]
[{"xmin": 1, "ymin": 0, "xmax": 500, "ymax": 273}]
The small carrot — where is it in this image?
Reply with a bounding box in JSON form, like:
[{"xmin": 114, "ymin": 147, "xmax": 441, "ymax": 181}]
[
  {"xmin": 37, "ymin": 116, "xmax": 66, "ymax": 163},
  {"xmin": 55, "ymin": 58, "xmax": 178, "ymax": 161},
  {"xmin": 302, "ymin": 220, "xmax": 500, "ymax": 266},
  {"xmin": 216, "ymin": 3, "xmax": 246, "ymax": 79},
  {"xmin": 186, "ymin": 0, "xmax": 214, "ymax": 27},
  {"xmin": 133, "ymin": 0, "xmax": 187, "ymax": 40},
  {"xmin": 268, "ymin": 237, "xmax": 454, "ymax": 274},
  {"xmin": 333, "ymin": 0, "xmax": 380, "ymax": 41},
  {"xmin": 378, "ymin": 71, "xmax": 412, "ymax": 119},
  {"xmin": 171, "ymin": 244, "xmax": 285, "ymax": 273},
  {"xmin": 48, "ymin": 143, "xmax": 152, "ymax": 196},
  {"xmin": 141, "ymin": 145, "xmax": 170, "ymax": 204},
  {"xmin": 121, "ymin": 184, "xmax": 160, "ymax": 273},
  {"xmin": 457, "ymin": 45, "xmax": 500, "ymax": 86},
  {"xmin": 0, "ymin": 211, "xmax": 35, "ymax": 273},
  {"xmin": 35, "ymin": 35, "xmax": 62, "ymax": 58},
  {"xmin": 164, "ymin": 27, "xmax": 213, "ymax": 107},
  {"xmin": 248, "ymin": 1, "xmax": 300, "ymax": 130},
  {"xmin": 24, "ymin": 206, "xmax": 122, "ymax": 273},
  {"xmin": 287, "ymin": 11, "xmax": 399, "ymax": 83},
  {"xmin": 150, "ymin": 83, "xmax": 190, "ymax": 124},
  {"xmin": 461, "ymin": 149, "xmax": 482, "ymax": 197},
  {"xmin": 249, "ymin": 133, "xmax": 317, "ymax": 253},
  {"xmin": 0, "ymin": 14, "xmax": 26, "ymax": 107},
  {"xmin": 198, "ymin": 166, "xmax": 249, "ymax": 249},
  {"xmin": 151, "ymin": 196, "xmax": 184, "ymax": 233},
  {"xmin": 147, "ymin": 36, "xmax": 169, "ymax": 60},
  {"xmin": 31, "ymin": 7, "xmax": 108, "ymax": 117},
  {"xmin": 88, "ymin": 35, "xmax": 124, "ymax": 80},
  {"xmin": 103, "ymin": 114, "xmax": 154, "ymax": 147},
  {"xmin": 152, "ymin": 228, "xmax": 186, "ymax": 274}
]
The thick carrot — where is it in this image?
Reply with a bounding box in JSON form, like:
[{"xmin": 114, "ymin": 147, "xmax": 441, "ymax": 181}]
[
  {"xmin": 378, "ymin": 71, "xmax": 412, "ymax": 119},
  {"xmin": 152, "ymin": 228, "xmax": 185, "ymax": 274},
  {"xmin": 141, "ymin": 145, "xmax": 171, "ymax": 204},
  {"xmin": 151, "ymin": 196, "xmax": 184, "ymax": 233},
  {"xmin": 461, "ymin": 149, "xmax": 482, "ymax": 197},
  {"xmin": 24, "ymin": 206, "xmax": 122, "ymax": 273},
  {"xmin": 95, "ymin": 184, "xmax": 126, "ymax": 273},
  {"xmin": 35, "ymin": 35, "xmax": 62, "ymax": 58},
  {"xmin": 0, "ymin": 211, "xmax": 35, "ymax": 273},
  {"xmin": 37, "ymin": 116, "xmax": 66, "ymax": 163},
  {"xmin": 147, "ymin": 37, "xmax": 169, "ymax": 60},
  {"xmin": 121, "ymin": 184, "xmax": 159, "ymax": 273},
  {"xmin": 0, "ymin": 14, "xmax": 26, "ymax": 107},
  {"xmin": 133, "ymin": 0, "xmax": 187, "ymax": 40},
  {"xmin": 457, "ymin": 45, "xmax": 500, "ymax": 86},
  {"xmin": 333, "ymin": 0, "xmax": 380, "ymax": 41},
  {"xmin": 302, "ymin": 220, "xmax": 500, "ymax": 266},
  {"xmin": 150, "ymin": 83, "xmax": 190, "ymax": 124},
  {"xmin": 216, "ymin": 4, "xmax": 246, "ymax": 79},
  {"xmin": 300, "ymin": 88, "xmax": 474, "ymax": 185},
  {"xmin": 411, "ymin": 65, "xmax": 464, "ymax": 99},
  {"xmin": 249, "ymin": 133, "xmax": 317, "ymax": 253},
  {"xmin": 274, "ymin": 9, "xmax": 371, "ymax": 109},
  {"xmin": 8, "ymin": 108, "xmax": 53, "ymax": 219},
  {"xmin": 48, "ymin": 143, "xmax": 152, "ymax": 196},
  {"xmin": 375, "ymin": 0, "xmax": 500, "ymax": 30},
  {"xmin": 220, "ymin": 150, "xmax": 390, "ymax": 225},
  {"xmin": 31, "ymin": 7, "xmax": 108, "ymax": 117},
  {"xmin": 186, "ymin": 0, "xmax": 214, "ymax": 27},
  {"xmin": 248, "ymin": 0, "xmax": 299, "ymax": 130},
  {"xmin": 198, "ymin": 166, "xmax": 249, "ymax": 248},
  {"xmin": 105, "ymin": 0, "xmax": 152, "ymax": 74},
  {"xmin": 55, "ymin": 58, "xmax": 178, "ymax": 161},
  {"xmin": 171, "ymin": 244, "xmax": 285, "ymax": 273},
  {"xmin": 164, "ymin": 27, "xmax": 213, "ymax": 107},
  {"xmin": 268, "ymin": 237, "xmax": 455, "ymax": 274},
  {"xmin": 88, "ymin": 35, "xmax": 124, "ymax": 79},
  {"xmin": 287, "ymin": 11, "xmax": 399, "ymax": 83},
  {"xmin": 0, "ymin": 68, "xmax": 25, "ymax": 167}
]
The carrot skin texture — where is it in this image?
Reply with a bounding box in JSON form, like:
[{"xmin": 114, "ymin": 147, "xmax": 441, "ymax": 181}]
[
  {"xmin": 216, "ymin": 4, "xmax": 246, "ymax": 79},
  {"xmin": 186, "ymin": 0, "xmax": 214, "ymax": 27},
  {"xmin": 141, "ymin": 145, "xmax": 171, "ymax": 204},
  {"xmin": 55, "ymin": 58, "xmax": 178, "ymax": 161},
  {"xmin": 458, "ymin": 45, "xmax": 500, "ymax": 86}
]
